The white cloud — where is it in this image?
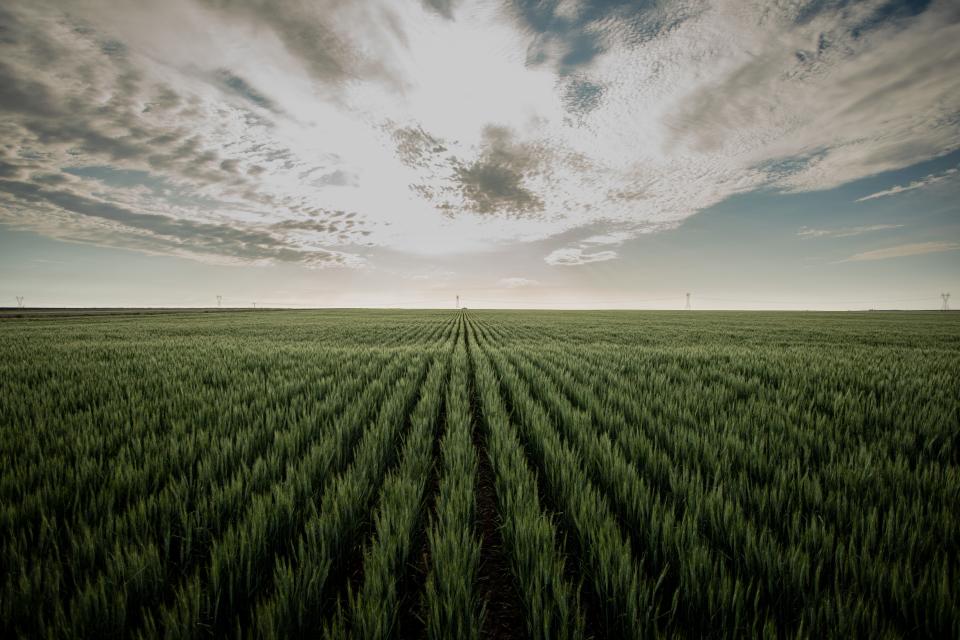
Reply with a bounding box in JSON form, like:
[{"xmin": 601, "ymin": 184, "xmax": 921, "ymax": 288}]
[
  {"xmin": 856, "ymin": 167, "xmax": 959, "ymax": 202},
  {"xmin": 579, "ymin": 231, "xmax": 636, "ymax": 246},
  {"xmin": 498, "ymin": 277, "xmax": 539, "ymax": 288},
  {"xmin": 839, "ymin": 241, "xmax": 960, "ymax": 262},
  {"xmin": 798, "ymin": 224, "xmax": 904, "ymax": 239},
  {"xmin": 543, "ymin": 226, "xmax": 643, "ymax": 266},
  {"xmin": 545, "ymin": 248, "xmax": 618, "ymax": 266}
]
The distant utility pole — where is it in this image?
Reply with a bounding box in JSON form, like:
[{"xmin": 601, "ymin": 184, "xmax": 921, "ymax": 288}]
[
  {"xmin": 16, "ymin": 296, "xmax": 24, "ymax": 309},
  {"xmin": 685, "ymin": 292, "xmax": 691, "ymax": 310},
  {"xmin": 942, "ymin": 292, "xmax": 951, "ymax": 311},
  {"xmin": 216, "ymin": 295, "xmax": 222, "ymax": 309},
  {"xmin": 252, "ymin": 302, "xmax": 257, "ymax": 309},
  {"xmin": 456, "ymin": 295, "xmax": 460, "ymax": 309}
]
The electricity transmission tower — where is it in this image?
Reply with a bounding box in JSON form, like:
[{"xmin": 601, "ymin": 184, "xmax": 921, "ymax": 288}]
[
  {"xmin": 16, "ymin": 296, "xmax": 24, "ymax": 309},
  {"xmin": 216, "ymin": 295, "xmax": 222, "ymax": 309},
  {"xmin": 456, "ymin": 295, "xmax": 460, "ymax": 309},
  {"xmin": 252, "ymin": 302, "xmax": 257, "ymax": 309},
  {"xmin": 942, "ymin": 293, "xmax": 951, "ymax": 311},
  {"xmin": 685, "ymin": 292, "xmax": 691, "ymax": 310}
]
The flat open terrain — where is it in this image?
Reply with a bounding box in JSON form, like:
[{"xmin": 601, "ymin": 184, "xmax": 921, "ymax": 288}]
[{"xmin": 1, "ymin": 310, "xmax": 958, "ymax": 638}]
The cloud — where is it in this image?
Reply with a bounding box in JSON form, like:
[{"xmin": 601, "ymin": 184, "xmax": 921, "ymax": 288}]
[
  {"xmin": 392, "ymin": 125, "xmax": 448, "ymax": 168},
  {"xmin": 453, "ymin": 126, "xmax": 545, "ymax": 217},
  {"xmin": 215, "ymin": 69, "xmax": 278, "ymax": 112},
  {"xmin": 422, "ymin": 0, "xmax": 457, "ymax": 20},
  {"xmin": 561, "ymin": 76, "xmax": 605, "ymax": 117},
  {"xmin": 1, "ymin": 0, "xmax": 959, "ymax": 267},
  {"xmin": 498, "ymin": 277, "xmax": 540, "ymax": 288},
  {"xmin": 511, "ymin": 0, "xmax": 700, "ymax": 73},
  {"xmin": 313, "ymin": 169, "xmax": 358, "ymax": 187},
  {"xmin": 545, "ymin": 247, "xmax": 618, "ymax": 266},
  {"xmin": 195, "ymin": 0, "xmax": 402, "ymax": 88},
  {"xmin": 0, "ymin": 1, "xmax": 379, "ymax": 264},
  {"xmin": 855, "ymin": 166, "xmax": 959, "ymax": 201},
  {"xmin": 839, "ymin": 241, "xmax": 960, "ymax": 262},
  {"xmin": 0, "ymin": 161, "xmax": 24, "ymax": 179},
  {"xmin": 542, "ymin": 225, "xmax": 656, "ymax": 266},
  {"xmin": 0, "ymin": 178, "xmax": 358, "ymax": 266},
  {"xmin": 659, "ymin": 1, "xmax": 960, "ymax": 194},
  {"xmin": 579, "ymin": 231, "xmax": 635, "ymax": 245},
  {"xmin": 798, "ymin": 224, "xmax": 904, "ymax": 239}
]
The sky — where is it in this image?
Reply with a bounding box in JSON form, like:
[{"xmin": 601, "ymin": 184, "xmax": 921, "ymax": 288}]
[{"xmin": 0, "ymin": 0, "xmax": 958, "ymax": 309}]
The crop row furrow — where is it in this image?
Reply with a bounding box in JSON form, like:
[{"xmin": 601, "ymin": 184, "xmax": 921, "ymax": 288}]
[
  {"xmin": 132, "ymin": 353, "xmax": 416, "ymax": 638},
  {"xmin": 2, "ymin": 351, "xmax": 393, "ymax": 637},
  {"xmin": 502, "ymin": 345, "xmax": 777, "ymax": 637},
  {"xmin": 532, "ymin": 343, "xmax": 951, "ymax": 635},
  {"xmin": 465, "ymin": 317, "xmax": 585, "ymax": 640},
  {"xmin": 250, "ymin": 352, "xmax": 436, "ymax": 637},
  {"xmin": 423, "ymin": 320, "xmax": 482, "ymax": 640},
  {"xmin": 470, "ymin": 317, "xmax": 662, "ymax": 639},
  {"xmin": 328, "ymin": 349, "xmax": 449, "ymax": 638}
]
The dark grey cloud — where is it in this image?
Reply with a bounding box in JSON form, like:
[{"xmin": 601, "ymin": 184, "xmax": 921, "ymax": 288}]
[
  {"xmin": 422, "ymin": 0, "xmax": 456, "ymax": 20},
  {"xmin": 1, "ymin": 54, "xmax": 264, "ymax": 192},
  {"xmin": 454, "ymin": 126, "xmax": 544, "ymax": 216},
  {"xmin": 0, "ymin": 29, "xmax": 182, "ymax": 166},
  {"xmin": 1, "ymin": 2, "xmax": 301, "ymax": 196},
  {"xmin": 0, "ymin": 2, "xmax": 362, "ymax": 265},
  {"xmin": 0, "ymin": 60, "xmax": 60, "ymax": 117},
  {"xmin": 0, "ymin": 1, "xmax": 378, "ymax": 267},
  {"xmin": 199, "ymin": 0, "xmax": 381, "ymax": 86},
  {"xmin": 145, "ymin": 85, "xmax": 181, "ymax": 112},
  {"xmin": 456, "ymin": 162, "xmax": 542, "ymax": 215},
  {"xmin": 0, "ymin": 160, "xmax": 23, "ymax": 179},
  {"xmin": 30, "ymin": 172, "xmax": 71, "ymax": 186},
  {"xmin": 0, "ymin": 4, "xmax": 72, "ymax": 71},
  {"xmin": 562, "ymin": 76, "xmax": 604, "ymax": 117},
  {"xmin": 99, "ymin": 39, "xmax": 128, "ymax": 58},
  {"xmin": 271, "ymin": 211, "xmax": 365, "ymax": 234},
  {"xmin": 0, "ymin": 178, "xmax": 348, "ymax": 265},
  {"xmin": 392, "ymin": 124, "xmax": 448, "ymax": 168},
  {"xmin": 215, "ymin": 69, "xmax": 278, "ymax": 111}
]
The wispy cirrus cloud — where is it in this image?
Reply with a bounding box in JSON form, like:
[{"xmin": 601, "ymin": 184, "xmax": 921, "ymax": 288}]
[
  {"xmin": 545, "ymin": 247, "xmax": 618, "ymax": 266},
  {"xmin": 0, "ymin": 178, "xmax": 362, "ymax": 267},
  {"xmin": 798, "ymin": 224, "xmax": 904, "ymax": 239},
  {"xmin": 839, "ymin": 241, "xmax": 960, "ymax": 262},
  {"xmin": 543, "ymin": 223, "xmax": 669, "ymax": 266},
  {"xmin": 855, "ymin": 166, "xmax": 959, "ymax": 201}
]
